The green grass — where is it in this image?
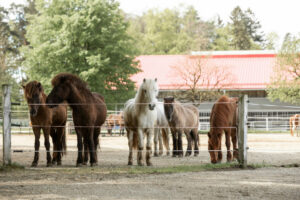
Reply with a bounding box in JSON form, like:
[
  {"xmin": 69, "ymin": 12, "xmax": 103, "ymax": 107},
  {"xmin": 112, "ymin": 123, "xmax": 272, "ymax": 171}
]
[{"xmin": 0, "ymin": 162, "xmax": 25, "ymax": 172}]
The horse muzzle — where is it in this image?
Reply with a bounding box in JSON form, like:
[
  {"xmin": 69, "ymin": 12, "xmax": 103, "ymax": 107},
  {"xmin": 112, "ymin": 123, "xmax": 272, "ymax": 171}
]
[{"xmin": 148, "ymin": 103, "xmax": 156, "ymax": 110}]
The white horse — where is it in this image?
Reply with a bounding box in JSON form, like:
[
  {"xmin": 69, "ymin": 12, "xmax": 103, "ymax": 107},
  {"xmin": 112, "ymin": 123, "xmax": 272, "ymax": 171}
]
[
  {"xmin": 154, "ymin": 103, "xmax": 170, "ymax": 156},
  {"xmin": 124, "ymin": 78, "xmax": 158, "ymax": 166}
]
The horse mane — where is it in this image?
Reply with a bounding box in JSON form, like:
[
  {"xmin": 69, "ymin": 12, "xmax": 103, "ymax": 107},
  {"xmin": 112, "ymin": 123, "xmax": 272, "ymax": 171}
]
[
  {"xmin": 52, "ymin": 73, "xmax": 91, "ymax": 93},
  {"xmin": 23, "ymin": 81, "xmax": 47, "ymax": 102},
  {"xmin": 210, "ymin": 96, "xmax": 237, "ymax": 128}
]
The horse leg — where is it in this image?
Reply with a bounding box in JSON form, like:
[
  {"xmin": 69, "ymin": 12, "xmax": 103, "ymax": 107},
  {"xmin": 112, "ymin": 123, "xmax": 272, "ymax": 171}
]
[
  {"xmin": 225, "ymin": 129, "xmax": 232, "ymax": 162},
  {"xmin": 171, "ymin": 129, "xmax": 178, "ymax": 157},
  {"xmin": 185, "ymin": 130, "xmax": 192, "ymax": 157},
  {"xmin": 87, "ymin": 128, "xmax": 96, "ymax": 166},
  {"xmin": 146, "ymin": 129, "xmax": 153, "ymax": 166},
  {"xmin": 127, "ymin": 130, "xmax": 133, "ymax": 165},
  {"xmin": 153, "ymin": 128, "xmax": 159, "ymax": 157},
  {"xmin": 56, "ymin": 127, "xmax": 65, "ymax": 166},
  {"xmin": 231, "ymin": 128, "xmax": 238, "ymax": 160},
  {"xmin": 158, "ymin": 129, "xmax": 163, "ymax": 156},
  {"xmin": 93, "ymin": 127, "xmax": 100, "ymax": 164},
  {"xmin": 137, "ymin": 129, "xmax": 144, "ymax": 166},
  {"xmin": 217, "ymin": 133, "xmax": 223, "ymax": 163},
  {"xmin": 42, "ymin": 127, "xmax": 52, "ymax": 167},
  {"xmin": 178, "ymin": 130, "xmax": 183, "ymax": 157},
  {"xmin": 192, "ymin": 128, "xmax": 199, "ymax": 156},
  {"xmin": 76, "ymin": 128, "xmax": 84, "ymax": 167},
  {"xmin": 50, "ymin": 128, "xmax": 57, "ymax": 165},
  {"xmin": 31, "ymin": 127, "xmax": 41, "ymax": 167}
]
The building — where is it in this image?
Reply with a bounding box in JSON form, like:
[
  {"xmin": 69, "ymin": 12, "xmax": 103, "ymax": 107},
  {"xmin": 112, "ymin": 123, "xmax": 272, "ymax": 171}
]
[{"xmin": 131, "ymin": 50, "xmax": 300, "ymax": 131}]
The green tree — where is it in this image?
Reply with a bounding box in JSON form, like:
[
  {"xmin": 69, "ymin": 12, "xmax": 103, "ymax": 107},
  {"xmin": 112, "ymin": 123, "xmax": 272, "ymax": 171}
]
[
  {"xmin": 211, "ymin": 17, "xmax": 234, "ymax": 50},
  {"xmin": 230, "ymin": 6, "xmax": 264, "ymax": 50},
  {"xmin": 267, "ymin": 33, "xmax": 300, "ymax": 103},
  {"xmin": 23, "ymin": 0, "xmax": 139, "ymax": 107}
]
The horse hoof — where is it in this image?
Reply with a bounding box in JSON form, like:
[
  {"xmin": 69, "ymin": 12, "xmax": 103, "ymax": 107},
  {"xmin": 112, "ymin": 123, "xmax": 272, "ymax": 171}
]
[
  {"xmin": 128, "ymin": 161, "xmax": 133, "ymax": 166},
  {"xmin": 138, "ymin": 162, "xmax": 144, "ymax": 166},
  {"xmin": 76, "ymin": 163, "xmax": 82, "ymax": 167},
  {"xmin": 31, "ymin": 162, "xmax": 38, "ymax": 167},
  {"xmin": 90, "ymin": 162, "xmax": 98, "ymax": 167},
  {"xmin": 154, "ymin": 153, "xmax": 159, "ymax": 157},
  {"xmin": 57, "ymin": 161, "xmax": 62, "ymax": 166},
  {"xmin": 147, "ymin": 162, "xmax": 153, "ymax": 166},
  {"xmin": 47, "ymin": 163, "xmax": 52, "ymax": 167},
  {"xmin": 52, "ymin": 160, "xmax": 57, "ymax": 165},
  {"xmin": 178, "ymin": 154, "xmax": 183, "ymax": 158},
  {"xmin": 194, "ymin": 154, "xmax": 199, "ymax": 157},
  {"xmin": 82, "ymin": 162, "xmax": 87, "ymax": 165}
]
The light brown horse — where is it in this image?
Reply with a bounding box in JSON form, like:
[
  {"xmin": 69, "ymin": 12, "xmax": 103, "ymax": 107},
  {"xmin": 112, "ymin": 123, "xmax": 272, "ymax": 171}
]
[
  {"xmin": 163, "ymin": 97, "xmax": 199, "ymax": 157},
  {"xmin": 106, "ymin": 112, "xmax": 125, "ymax": 135},
  {"xmin": 46, "ymin": 73, "xmax": 107, "ymax": 166},
  {"xmin": 289, "ymin": 114, "xmax": 300, "ymax": 137},
  {"xmin": 23, "ymin": 81, "xmax": 67, "ymax": 167},
  {"xmin": 208, "ymin": 96, "xmax": 238, "ymax": 164}
]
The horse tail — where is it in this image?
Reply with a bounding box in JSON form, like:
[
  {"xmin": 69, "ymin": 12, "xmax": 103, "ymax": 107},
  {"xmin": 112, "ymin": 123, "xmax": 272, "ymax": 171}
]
[
  {"xmin": 190, "ymin": 129, "xmax": 199, "ymax": 147},
  {"xmin": 162, "ymin": 128, "xmax": 170, "ymax": 149}
]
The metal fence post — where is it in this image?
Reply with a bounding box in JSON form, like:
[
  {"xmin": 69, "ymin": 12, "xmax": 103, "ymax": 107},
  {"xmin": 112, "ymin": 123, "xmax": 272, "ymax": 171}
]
[
  {"xmin": 238, "ymin": 95, "xmax": 248, "ymax": 168},
  {"xmin": 2, "ymin": 84, "xmax": 12, "ymax": 165}
]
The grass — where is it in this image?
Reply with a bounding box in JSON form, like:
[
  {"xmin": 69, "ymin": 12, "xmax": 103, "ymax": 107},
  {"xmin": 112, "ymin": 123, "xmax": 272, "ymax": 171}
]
[{"xmin": 0, "ymin": 162, "xmax": 25, "ymax": 172}]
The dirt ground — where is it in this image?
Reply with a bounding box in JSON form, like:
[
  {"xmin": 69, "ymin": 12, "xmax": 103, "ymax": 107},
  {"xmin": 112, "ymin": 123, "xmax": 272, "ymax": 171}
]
[{"xmin": 1, "ymin": 133, "xmax": 300, "ymax": 200}]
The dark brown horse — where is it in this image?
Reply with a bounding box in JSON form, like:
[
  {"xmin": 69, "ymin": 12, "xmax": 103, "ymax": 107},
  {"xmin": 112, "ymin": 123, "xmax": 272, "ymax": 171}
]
[
  {"xmin": 208, "ymin": 96, "xmax": 238, "ymax": 164},
  {"xmin": 46, "ymin": 73, "xmax": 107, "ymax": 166},
  {"xmin": 163, "ymin": 97, "xmax": 199, "ymax": 157},
  {"xmin": 22, "ymin": 81, "xmax": 67, "ymax": 167}
]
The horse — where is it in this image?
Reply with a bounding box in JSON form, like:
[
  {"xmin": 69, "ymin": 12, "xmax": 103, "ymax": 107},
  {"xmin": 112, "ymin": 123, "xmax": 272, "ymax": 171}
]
[
  {"xmin": 154, "ymin": 103, "xmax": 170, "ymax": 156},
  {"xmin": 124, "ymin": 78, "xmax": 158, "ymax": 166},
  {"xmin": 46, "ymin": 73, "xmax": 107, "ymax": 166},
  {"xmin": 163, "ymin": 97, "xmax": 199, "ymax": 157},
  {"xmin": 22, "ymin": 81, "xmax": 67, "ymax": 167},
  {"xmin": 106, "ymin": 112, "xmax": 125, "ymax": 136},
  {"xmin": 289, "ymin": 114, "xmax": 300, "ymax": 137},
  {"xmin": 208, "ymin": 96, "xmax": 238, "ymax": 164}
]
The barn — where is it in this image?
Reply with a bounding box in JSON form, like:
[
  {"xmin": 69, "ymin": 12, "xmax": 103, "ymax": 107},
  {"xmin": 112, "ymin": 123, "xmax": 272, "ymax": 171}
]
[{"xmin": 132, "ymin": 50, "xmax": 300, "ymax": 131}]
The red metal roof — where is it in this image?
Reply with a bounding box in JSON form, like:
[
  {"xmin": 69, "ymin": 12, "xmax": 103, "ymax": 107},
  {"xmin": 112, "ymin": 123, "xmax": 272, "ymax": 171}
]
[{"xmin": 132, "ymin": 52, "xmax": 277, "ymax": 90}]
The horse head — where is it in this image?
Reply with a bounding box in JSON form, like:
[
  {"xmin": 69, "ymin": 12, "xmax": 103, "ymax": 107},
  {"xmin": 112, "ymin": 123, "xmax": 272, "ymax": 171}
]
[
  {"xmin": 140, "ymin": 78, "xmax": 158, "ymax": 111},
  {"xmin": 22, "ymin": 81, "xmax": 45, "ymax": 117},
  {"xmin": 207, "ymin": 129, "xmax": 222, "ymax": 164},
  {"xmin": 46, "ymin": 74, "xmax": 72, "ymax": 108},
  {"xmin": 163, "ymin": 97, "xmax": 175, "ymax": 122}
]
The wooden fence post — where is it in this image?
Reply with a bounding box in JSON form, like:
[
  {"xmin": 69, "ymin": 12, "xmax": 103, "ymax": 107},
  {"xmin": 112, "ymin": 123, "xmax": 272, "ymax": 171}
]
[
  {"xmin": 2, "ymin": 84, "xmax": 12, "ymax": 165},
  {"xmin": 238, "ymin": 95, "xmax": 248, "ymax": 168}
]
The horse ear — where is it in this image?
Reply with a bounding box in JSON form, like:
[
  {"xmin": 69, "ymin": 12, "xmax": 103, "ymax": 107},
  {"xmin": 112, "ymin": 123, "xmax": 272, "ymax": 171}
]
[
  {"xmin": 154, "ymin": 78, "xmax": 157, "ymax": 82},
  {"xmin": 37, "ymin": 82, "xmax": 42, "ymax": 91},
  {"xmin": 143, "ymin": 78, "xmax": 146, "ymax": 83}
]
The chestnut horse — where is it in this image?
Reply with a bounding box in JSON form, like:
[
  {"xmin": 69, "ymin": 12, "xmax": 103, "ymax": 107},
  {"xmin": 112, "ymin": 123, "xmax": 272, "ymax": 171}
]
[
  {"xmin": 289, "ymin": 114, "xmax": 300, "ymax": 137},
  {"xmin": 46, "ymin": 73, "xmax": 107, "ymax": 166},
  {"xmin": 163, "ymin": 97, "xmax": 199, "ymax": 157},
  {"xmin": 106, "ymin": 112, "xmax": 125, "ymax": 136},
  {"xmin": 22, "ymin": 81, "xmax": 67, "ymax": 167},
  {"xmin": 208, "ymin": 96, "xmax": 238, "ymax": 164}
]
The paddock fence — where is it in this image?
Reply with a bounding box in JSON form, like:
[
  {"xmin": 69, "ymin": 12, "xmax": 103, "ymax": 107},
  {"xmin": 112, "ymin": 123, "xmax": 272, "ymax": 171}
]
[{"xmin": 1, "ymin": 84, "xmax": 300, "ymax": 167}]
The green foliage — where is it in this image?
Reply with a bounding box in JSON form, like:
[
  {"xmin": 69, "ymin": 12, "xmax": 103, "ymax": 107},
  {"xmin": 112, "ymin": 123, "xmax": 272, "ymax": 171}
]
[
  {"xmin": 126, "ymin": 6, "xmax": 215, "ymax": 55},
  {"xmin": 267, "ymin": 33, "xmax": 300, "ymax": 103},
  {"xmin": 229, "ymin": 6, "xmax": 264, "ymax": 50},
  {"xmin": 23, "ymin": 0, "xmax": 139, "ymax": 108}
]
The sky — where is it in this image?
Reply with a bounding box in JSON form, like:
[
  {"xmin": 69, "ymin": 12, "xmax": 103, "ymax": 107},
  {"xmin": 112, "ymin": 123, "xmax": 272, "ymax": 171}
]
[{"xmin": 1, "ymin": 0, "xmax": 299, "ymax": 47}]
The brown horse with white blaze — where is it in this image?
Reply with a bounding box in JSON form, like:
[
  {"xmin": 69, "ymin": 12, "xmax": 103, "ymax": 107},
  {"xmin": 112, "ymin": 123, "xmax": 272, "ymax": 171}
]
[
  {"xmin": 23, "ymin": 81, "xmax": 67, "ymax": 167},
  {"xmin": 208, "ymin": 96, "xmax": 238, "ymax": 164},
  {"xmin": 46, "ymin": 73, "xmax": 107, "ymax": 166}
]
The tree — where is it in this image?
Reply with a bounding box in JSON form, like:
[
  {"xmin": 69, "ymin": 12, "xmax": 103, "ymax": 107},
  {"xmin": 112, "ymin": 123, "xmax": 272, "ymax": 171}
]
[
  {"xmin": 23, "ymin": 0, "xmax": 140, "ymax": 107},
  {"xmin": 230, "ymin": 6, "xmax": 264, "ymax": 50},
  {"xmin": 172, "ymin": 56, "xmax": 234, "ymax": 103},
  {"xmin": 265, "ymin": 32, "xmax": 279, "ymax": 50},
  {"xmin": 267, "ymin": 33, "xmax": 300, "ymax": 104}
]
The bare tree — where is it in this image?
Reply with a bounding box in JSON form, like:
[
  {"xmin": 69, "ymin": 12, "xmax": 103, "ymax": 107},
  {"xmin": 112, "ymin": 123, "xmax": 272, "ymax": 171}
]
[{"xmin": 172, "ymin": 55, "xmax": 234, "ymax": 103}]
